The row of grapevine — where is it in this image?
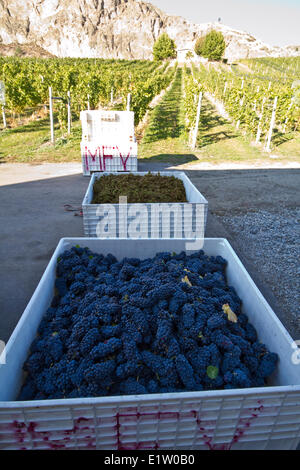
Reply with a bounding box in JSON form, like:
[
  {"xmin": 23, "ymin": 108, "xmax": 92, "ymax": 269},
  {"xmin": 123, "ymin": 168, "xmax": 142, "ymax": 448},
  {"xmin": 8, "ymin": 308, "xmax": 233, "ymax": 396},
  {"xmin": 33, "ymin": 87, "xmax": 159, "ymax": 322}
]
[
  {"xmin": 192, "ymin": 60, "xmax": 299, "ymax": 148},
  {"xmin": 0, "ymin": 58, "xmax": 156, "ymax": 112},
  {"xmin": 128, "ymin": 62, "xmax": 177, "ymax": 125},
  {"xmin": 0, "ymin": 58, "xmax": 176, "ymax": 131},
  {"xmin": 240, "ymin": 57, "xmax": 300, "ymax": 84},
  {"xmin": 182, "ymin": 65, "xmax": 203, "ymax": 135}
]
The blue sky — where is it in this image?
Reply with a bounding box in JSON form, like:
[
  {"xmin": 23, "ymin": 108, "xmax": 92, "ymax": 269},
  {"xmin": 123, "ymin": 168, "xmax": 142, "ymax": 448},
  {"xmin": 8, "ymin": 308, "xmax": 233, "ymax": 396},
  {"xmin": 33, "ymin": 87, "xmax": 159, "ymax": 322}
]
[{"xmin": 151, "ymin": 0, "xmax": 300, "ymax": 46}]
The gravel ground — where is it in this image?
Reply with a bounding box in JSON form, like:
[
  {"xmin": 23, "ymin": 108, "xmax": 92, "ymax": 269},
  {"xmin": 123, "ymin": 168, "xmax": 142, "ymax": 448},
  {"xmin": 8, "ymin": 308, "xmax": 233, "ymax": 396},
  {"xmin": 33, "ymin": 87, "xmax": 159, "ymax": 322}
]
[{"xmin": 217, "ymin": 209, "xmax": 300, "ymax": 337}]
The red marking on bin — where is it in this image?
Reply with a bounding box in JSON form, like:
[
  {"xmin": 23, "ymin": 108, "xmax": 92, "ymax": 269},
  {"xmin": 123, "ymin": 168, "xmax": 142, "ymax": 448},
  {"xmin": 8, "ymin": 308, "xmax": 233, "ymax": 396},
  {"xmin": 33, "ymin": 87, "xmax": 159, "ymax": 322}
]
[{"xmin": 7, "ymin": 400, "xmax": 266, "ymax": 450}]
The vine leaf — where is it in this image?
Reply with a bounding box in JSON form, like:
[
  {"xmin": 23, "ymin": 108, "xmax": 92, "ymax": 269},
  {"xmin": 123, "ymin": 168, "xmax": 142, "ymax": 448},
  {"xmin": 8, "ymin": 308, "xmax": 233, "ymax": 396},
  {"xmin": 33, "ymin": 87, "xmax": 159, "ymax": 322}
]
[{"xmin": 222, "ymin": 304, "xmax": 238, "ymax": 323}]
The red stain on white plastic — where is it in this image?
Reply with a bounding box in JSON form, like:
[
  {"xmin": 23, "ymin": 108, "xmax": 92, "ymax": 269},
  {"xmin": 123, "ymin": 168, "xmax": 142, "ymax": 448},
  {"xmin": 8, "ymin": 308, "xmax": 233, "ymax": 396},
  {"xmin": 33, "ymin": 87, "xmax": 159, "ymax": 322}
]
[
  {"xmin": 116, "ymin": 145, "xmax": 132, "ymax": 171},
  {"xmin": 84, "ymin": 144, "xmax": 134, "ymax": 172},
  {"xmin": 228, "ymin": 401, "xmax": 264, "ymax": 449},
  {"xmin": 103, "ymin": 153, "xmax": 113, "ymax": 171},
  {"xmin": 192, "ymin": 400, "xmax": 265, "ymax": 450},
  {"xmin": 4, "ymin": 401, "xmax": 266, "ymax": 450},
  {"xmin": 88, "ymin": 149, "xmax": 98, "ymax": 163}
]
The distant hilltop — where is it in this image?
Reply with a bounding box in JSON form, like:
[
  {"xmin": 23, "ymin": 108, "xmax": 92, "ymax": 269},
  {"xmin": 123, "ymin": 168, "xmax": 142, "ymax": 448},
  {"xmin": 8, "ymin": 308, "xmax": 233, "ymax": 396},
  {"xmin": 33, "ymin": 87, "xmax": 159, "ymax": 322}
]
[{"xmin": 0, "ymin": 0, "xmax": 299, "ymax": 60}]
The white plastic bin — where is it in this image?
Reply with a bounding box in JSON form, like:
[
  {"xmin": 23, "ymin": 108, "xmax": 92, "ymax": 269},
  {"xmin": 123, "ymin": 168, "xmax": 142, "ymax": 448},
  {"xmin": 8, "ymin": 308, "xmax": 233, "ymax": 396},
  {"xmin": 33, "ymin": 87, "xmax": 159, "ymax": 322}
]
[
  {"xmin": 0, "ymin": 238, "xmax": 299, "ymax": 450},
  {"xmin": 82, "ymin": 171, "xmax": 208, "ymax": 238},
  {"xmin": 80, "ymin": 110, "xmax": 138, "ymax": 176},
  {"xmin": 80, "ymin": 110, "xmax": 135, "ymax": 143}
]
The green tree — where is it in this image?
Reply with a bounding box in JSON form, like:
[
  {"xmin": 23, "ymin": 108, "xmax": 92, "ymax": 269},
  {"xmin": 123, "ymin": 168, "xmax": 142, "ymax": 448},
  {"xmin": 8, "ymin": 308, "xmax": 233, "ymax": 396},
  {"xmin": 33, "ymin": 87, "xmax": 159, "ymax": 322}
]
[
  {"xmin": 153, "ymin": 33, "xmax": 177, "ymax": 61},
  {"xmin": 195, "ymin": 30, "xmax": 226, "ymax": 61}
]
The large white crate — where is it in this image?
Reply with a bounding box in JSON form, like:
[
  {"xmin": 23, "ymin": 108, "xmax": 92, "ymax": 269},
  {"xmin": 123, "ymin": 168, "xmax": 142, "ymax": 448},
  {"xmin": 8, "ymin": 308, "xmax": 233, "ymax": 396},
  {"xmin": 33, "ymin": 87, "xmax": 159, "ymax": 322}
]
[
  {"xmin": 82, "ymin": 171, "xmax": 208, "ymax": 238},
  {"xmin": 80, "ymin": 110, "xmax": 138, "ymax": 176},
  {"xmin": 0, "ymin": 238, "xmax": 299, "ymax": 450},
  {"xmin": 80, "ymin": 110, "xmax": 135, "ymax": 143}
]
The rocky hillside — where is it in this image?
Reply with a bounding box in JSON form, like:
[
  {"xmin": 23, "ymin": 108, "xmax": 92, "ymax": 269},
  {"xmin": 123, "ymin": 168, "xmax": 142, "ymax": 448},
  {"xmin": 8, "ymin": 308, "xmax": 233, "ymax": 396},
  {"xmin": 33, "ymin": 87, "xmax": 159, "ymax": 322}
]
[
  {"xmin": 0, "ymin": 0, "xmax": 298, "ymax": 61},
  {"xmin": 0, "ymin": 43, "xmax": 55, "ymax": 58},
  {"xmin": 285, "ymin": 45, "xmax": 300, "ymax": 55}
]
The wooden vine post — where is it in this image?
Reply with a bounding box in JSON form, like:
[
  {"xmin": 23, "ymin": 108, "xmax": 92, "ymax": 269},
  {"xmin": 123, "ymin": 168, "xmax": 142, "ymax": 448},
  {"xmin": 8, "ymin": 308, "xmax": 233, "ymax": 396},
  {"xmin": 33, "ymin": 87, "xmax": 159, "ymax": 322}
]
[
  {"xmin": 2, "ymin": 106, "xmax": 6, "ymax": 128},
  {"xmin": 192, "ymin": 92, "xmax": 202, "ymax": 150},
  {"xmin": 49, "ymin": 87, "xmax": 65, "ymax": 144},
  {"xmin": 265, "ymin": 96, "xmax": 278, "ymax": 152},
  {"xmin": 49, "ymin": 86, "xmax": 55, "ymax": 144},
  {"xmin": 256, "ymin": 97, "xmax": 266, "ymax": 144},
  {"xmin": 127, "ymin": 93, "xmax": 131, "ymax": 112},
  {"xmin": 67, "ymin": 91, "xmax": 71, "ymax": 135},
  {"xmin": 0, "ymin": 81, "xmax": 6, "ymax": 128}
]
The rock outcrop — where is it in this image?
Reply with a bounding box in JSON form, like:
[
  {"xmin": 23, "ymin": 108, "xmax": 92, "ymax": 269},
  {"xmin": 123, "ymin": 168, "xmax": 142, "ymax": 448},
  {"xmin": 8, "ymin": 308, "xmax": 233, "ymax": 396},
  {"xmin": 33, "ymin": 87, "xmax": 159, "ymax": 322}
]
[
  {"xmin": 0, "ymin": 0, "xmax": 298, "ymax": 60},
  {"xmin": 0, "ymin": 42, "xmax": 55, "ymax": 57}
]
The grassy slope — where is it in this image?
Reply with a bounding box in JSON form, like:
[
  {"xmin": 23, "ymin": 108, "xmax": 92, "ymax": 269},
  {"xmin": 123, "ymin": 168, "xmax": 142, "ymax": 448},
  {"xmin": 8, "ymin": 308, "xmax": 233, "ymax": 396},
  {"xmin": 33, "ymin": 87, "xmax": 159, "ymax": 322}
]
[
  {"xmin": 194, "ymin": 98, "xmax": 267, "ymax": 164},
  {"xmin": 139, "ymin": 68, "xmax": 199, "ymax": 165},
  {"xmin": 0, "ymin": 116, "xmax": 81, "ymax": 163}
]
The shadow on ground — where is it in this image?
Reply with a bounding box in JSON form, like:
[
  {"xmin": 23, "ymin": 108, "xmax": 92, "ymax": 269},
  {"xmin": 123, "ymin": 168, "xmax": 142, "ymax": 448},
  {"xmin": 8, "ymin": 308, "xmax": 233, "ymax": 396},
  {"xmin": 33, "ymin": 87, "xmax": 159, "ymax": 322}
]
[
  {"xmin": 270, "ymin": 128, "xmax": 296, "ymax": 148},
  {"xmin": 142, "ymin": 69, "xmax": 185, "ymax": 144},
  {"xmin": 138, "ymin": 154, "xmax": 199, "ymax": 169},
  {"xmin": 2, "ymin": 118, "xmax": 50, "ymax": 134},
  {"xmin": 197, "ymin": 100, "xmax": 238, "ymax": 148}
]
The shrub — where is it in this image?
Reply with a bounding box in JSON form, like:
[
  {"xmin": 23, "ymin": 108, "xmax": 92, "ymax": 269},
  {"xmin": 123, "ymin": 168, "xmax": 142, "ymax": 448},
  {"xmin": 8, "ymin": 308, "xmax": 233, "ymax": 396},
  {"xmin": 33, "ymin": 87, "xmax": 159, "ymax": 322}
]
[
  {"xmin": 195, "ymin": 30, "xmax": 226, "ymax": 61},
  {"xmin": 153, "ymin": 33, "xmax": 177, "ymax": 61}
]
